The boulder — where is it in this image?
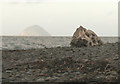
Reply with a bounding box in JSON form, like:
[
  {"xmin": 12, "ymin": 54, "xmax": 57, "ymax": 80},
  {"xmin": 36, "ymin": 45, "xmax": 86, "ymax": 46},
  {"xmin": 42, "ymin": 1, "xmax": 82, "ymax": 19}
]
[{"xmin": 70, "ymin": 26, "xmax": 103, "ymax": 47}]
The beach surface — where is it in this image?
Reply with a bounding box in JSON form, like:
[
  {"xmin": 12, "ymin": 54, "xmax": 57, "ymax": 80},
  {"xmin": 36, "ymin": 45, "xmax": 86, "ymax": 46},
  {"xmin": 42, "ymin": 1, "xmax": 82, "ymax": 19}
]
[{"xmin": 2, "ymin": 42, "xmax": 120, "ymax": 82}]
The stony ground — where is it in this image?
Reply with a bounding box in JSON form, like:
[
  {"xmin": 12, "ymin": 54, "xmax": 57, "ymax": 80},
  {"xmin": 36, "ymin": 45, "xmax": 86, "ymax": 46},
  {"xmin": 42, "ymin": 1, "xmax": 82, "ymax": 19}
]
[{"xmin": 2, "ymin": 42, "xmax": 120, "ymax": 83}]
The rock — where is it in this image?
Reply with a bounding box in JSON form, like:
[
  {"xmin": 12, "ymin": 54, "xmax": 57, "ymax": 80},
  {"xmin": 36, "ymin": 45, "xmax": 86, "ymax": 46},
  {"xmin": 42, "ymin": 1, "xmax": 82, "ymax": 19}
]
[
  {"xmin": 74, "ymin": 72, "xmax": 80, "ymax": 75},
  {"xmin": 70, "ymin": 26, "xmax": 103, "ymax": 47},
  {"xmin": 111, "ymin": 71, "xmax": 118, "ymax": 76},
  {"xmin": 83, "ymin": 59, "xmax": 90, "ymax": 62},
  {"xmin": 62, "ymin": 72, "xmax": 68, "ymax": 76},
  {"xmin": 36, "ymin": 78, "xmax": 45, "ymax": 82},
  {"xmin": 6, "ymin": 70, "xmax": 12, "ymax": 73}
]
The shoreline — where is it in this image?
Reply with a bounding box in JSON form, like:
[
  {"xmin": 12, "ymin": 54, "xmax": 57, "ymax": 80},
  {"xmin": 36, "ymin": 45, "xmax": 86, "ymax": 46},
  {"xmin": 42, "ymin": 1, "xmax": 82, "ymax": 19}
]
[
  {"xmin": 1, "ymin": 37, "xmax": 119, "ymax": 50},
  {"xmin": 1, "ymin": 42, "xmax": 119, "ymax": 51}
]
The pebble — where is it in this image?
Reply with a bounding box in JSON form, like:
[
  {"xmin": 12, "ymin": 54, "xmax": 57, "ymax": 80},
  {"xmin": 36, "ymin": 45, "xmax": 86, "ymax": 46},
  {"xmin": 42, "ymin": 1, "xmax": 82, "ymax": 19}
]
[
  {"xmin": 51, "ymin": 76, "xmax": 59, "ymax": 81},
  {"xmin": 21, "ymin": 74, "xmax": 25, "ymax": 77},
  {"xmin": 68, "ymin": 70, "xmax": 72, "ymax": 73},
  {"xmin": 83, "ymin": 59, "xmax": 91, "ymax": 62},
  {"xmin": 41, "ymin": 70, "xmax": 48, "ymax": 74},
  {"xmin": 6, "ymin": 70, "xmax": 12, "ymax": 73},
  {"xmin": 113, "ymin": 57, "xmax": 119, "ymax": 60},
  {"xmin": 42, "ymin": 50, "xmax": 46, "ymax": 52},
  {"xmin": 83, "ymin": 73, "xmax": 87, "ymax": 76},
  {"xmin": 26, "ymin": 71, "xmax": 32, "ymax": 75},
  {"xmin": 62, "ymin": 72, "xmax": 68, "ymax": 76},
  {"xmin": 36, "ymin": 78, "xmax": 45, "ymax": 82},
  {"xmin": 111, "ymin": 71, "xmax": 118, "ymax": 76},
  {"xmin": 57, "ymin": 74, "xmax": 62, "ymax": 77},
  {"xmin": 75, "ymin": 72, "xmax": 80, "ymax": 75},
  {"xmin": 82, "ymin": 53, "xmax": 86, "ymax": 55},
  {"xmin": 45, "ymin": 77, "xmax": 51, "ymax": 81}
]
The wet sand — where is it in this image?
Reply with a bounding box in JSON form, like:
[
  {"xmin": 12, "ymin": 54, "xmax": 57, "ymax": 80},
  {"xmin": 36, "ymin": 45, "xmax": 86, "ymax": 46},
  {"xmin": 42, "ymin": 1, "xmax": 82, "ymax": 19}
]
[{"xmin": 2, "ymin": 42, "xmax": 120, "ymax": 83}]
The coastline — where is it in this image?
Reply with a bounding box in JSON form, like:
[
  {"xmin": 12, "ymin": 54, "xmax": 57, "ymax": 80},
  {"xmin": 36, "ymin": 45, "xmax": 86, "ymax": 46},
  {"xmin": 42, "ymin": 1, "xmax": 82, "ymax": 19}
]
[{"xmin": 1, "ymin": 36, "xmax": 119, "ymax": 50}]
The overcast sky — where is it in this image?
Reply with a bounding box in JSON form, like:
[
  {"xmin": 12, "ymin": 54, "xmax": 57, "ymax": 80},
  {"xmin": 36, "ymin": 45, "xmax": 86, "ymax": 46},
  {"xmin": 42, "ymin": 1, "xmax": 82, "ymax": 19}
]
[{"xmin": 0, "ymin": 0, "xmax": 118, "ymax": 36}]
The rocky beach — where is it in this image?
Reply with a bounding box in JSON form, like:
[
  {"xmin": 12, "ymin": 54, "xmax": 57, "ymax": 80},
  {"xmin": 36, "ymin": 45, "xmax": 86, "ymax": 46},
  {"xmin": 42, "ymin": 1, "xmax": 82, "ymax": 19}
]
[
  {"xmin": 1, "ymin": 1, "xmax": 118, "ymax": 83},
  {"xmin": 2, "ymin": 42, "xmax": 119, "ymax": 83},
  {"xmin": 2, "ymin": 26, "xmax": 120, "ymax": 83}
]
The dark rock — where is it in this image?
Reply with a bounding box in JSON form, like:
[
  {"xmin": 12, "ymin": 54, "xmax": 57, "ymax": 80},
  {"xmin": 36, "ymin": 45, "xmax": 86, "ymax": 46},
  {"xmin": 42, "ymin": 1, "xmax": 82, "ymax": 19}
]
[{"xmin": 70, "ymin": 26, "xmax": 103, "ymax": 47}]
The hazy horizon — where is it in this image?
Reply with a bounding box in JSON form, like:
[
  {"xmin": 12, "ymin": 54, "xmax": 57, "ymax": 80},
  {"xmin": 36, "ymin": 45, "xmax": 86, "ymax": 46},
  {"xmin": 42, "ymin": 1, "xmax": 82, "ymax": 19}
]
[{"xmin": 0, "ymin": 0, "xmax": 118, "ymax": 36}]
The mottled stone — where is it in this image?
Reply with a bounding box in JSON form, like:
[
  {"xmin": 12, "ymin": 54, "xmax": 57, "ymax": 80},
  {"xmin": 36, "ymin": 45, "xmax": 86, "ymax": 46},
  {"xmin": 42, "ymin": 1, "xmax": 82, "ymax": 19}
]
[{"xmin": 70, "ymin": 26, "xmax": 103, "ymax": 47}]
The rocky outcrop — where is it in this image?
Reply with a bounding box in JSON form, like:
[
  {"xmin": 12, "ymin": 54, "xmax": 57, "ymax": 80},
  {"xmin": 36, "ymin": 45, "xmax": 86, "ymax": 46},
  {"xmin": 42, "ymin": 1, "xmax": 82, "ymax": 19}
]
[{"xmin": 70, "ymin": 26, "xmax": 103, "ymax": 47}]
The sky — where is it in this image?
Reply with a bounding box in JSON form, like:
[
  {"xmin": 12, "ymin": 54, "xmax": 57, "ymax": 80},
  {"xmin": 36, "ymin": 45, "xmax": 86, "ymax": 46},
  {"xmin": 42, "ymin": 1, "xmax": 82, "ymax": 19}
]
[{"xmin": 0, "ymin": 0, "xmax": 119, "ymax": 36}]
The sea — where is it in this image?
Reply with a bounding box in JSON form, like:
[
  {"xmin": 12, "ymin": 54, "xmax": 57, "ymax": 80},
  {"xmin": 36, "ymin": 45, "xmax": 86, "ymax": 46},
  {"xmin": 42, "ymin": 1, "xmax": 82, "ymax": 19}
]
[{"xmin": 0, "ymin": 36, "xmax": 119, "ymax": 50}]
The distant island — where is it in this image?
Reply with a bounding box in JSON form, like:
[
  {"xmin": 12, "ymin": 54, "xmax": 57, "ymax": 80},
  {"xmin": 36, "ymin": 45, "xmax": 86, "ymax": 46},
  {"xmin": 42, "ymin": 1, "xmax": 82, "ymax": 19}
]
[{"xmin": 20, "ymin": 25, "xmax": 51, "ymax": 36}]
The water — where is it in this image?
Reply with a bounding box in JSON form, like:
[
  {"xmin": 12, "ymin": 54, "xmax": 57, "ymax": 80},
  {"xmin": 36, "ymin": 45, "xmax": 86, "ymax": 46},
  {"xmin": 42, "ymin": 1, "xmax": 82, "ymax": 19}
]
[{"xmin": 1, "ymin": 36, "xmax": 119, "ymax": 50}]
